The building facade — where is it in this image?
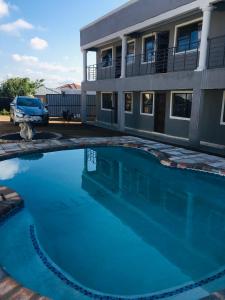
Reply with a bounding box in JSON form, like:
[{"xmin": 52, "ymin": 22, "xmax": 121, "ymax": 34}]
[{"xmin": 80, "ymin": 0, "xmax": 225, "ymax": 148}]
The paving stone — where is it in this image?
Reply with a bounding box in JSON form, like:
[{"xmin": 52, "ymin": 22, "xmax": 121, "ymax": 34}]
[
  {"xmin": 0, "ymin": 277, "xmax": 19, "ymax": 297},
  {"xmin": 1, "ymin": 143, "xmax": 22, "ymax": 152}
]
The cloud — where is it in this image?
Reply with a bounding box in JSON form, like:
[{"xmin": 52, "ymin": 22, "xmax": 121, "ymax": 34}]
[
  {"xmin": 30, "ymin": 37, "xmax": 48, "ymax": 50},
  {"xmin": 0, "ymin": 159, "xmax": 28, "ymax": 180},
  {"xmin": 0, "ymin": 0, "xmax": 9, "ymax": 18},
  {"xmin": 12, "ymin": 54, "xmax": 38, "ymax": 63},
  {"xmin": 0, "ymin": 18, "xmax": 33, "ymax": 34},
  {"xmin": 12, "ymin": 53, "xmax": 79, "ymax": 73}
]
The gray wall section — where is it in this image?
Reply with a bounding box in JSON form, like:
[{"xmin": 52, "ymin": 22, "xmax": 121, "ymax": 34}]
[
  {"xmin": 96, "ymin": 89, "xmax": 225, "ymax": 144},
  {"xmin": 164, "ymin": 92, "xmax": 190, "ymax": 138},
  {"xmin": 200, "ymin": 90, "xmax": 225, "ymax": 145},
  {"xmin": 96, "ymin": 92, "xmax": 117, "ymax": 124},
  {"xmin": 125, "ymin": 92, "xmax": 154, "ymax": 131},
  {"xmin": 80, "ymin": 0, "xmax": 196, "ymax": 46}
]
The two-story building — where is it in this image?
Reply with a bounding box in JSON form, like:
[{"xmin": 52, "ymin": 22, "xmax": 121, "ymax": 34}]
[{"xmin": 80, "ymin": 0, "xmax": 225, "ymax": 148}]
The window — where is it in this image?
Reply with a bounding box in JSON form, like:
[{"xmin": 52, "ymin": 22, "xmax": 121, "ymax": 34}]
[
  {"xmin": 127, "ymin": 41, "xmax": 135, "ymax": 64},
  {"xmin": 125, "ymin": 93, "xmax": 133, "ymax": 113},
  {"xmin": 142, "ymin": 35, "xmax": 156, "ymax": 63},
  {"xmin": 101, "ymin": 48, "xmax": 113, "ymax": 67},
  {"xmin": 220, "ymin": 92, "xmax": 225, "ymax": 125},
  {"xmin": 176, "ymin": 20, "xmax": 202, "ymax": 52},
  {"xmin": 140, "ymin": 92, "xmax": 154, "ymax": 115},
  {"xmin": 170, "ymin": 92, "xmax": 192, "ymax": 119},
  {"xmin": 101, "ymin": 93, "xmax": 113, "ymax": 110}
]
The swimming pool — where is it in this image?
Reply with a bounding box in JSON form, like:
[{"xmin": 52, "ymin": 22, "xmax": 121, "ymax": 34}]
[{"xmin": 0, "ymin": 147, "xmax": 225, "ymax": 300}]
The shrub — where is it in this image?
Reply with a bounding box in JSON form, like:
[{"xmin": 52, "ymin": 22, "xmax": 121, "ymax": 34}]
[{"xmin": 0, "ymin": 109, "xmax": 10, "ymax": 116}]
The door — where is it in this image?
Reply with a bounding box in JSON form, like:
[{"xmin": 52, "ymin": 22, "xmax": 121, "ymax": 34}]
[
  {"xmin": 154, "ymin": 93, "xmax": 166, "ymax": 133},
  {"xmin": 156, "ymin": 31, "xmax": 170, "ymax": 73},
  {"xmin": 115, "ymin": 46, "xmax": 122, "ymax": 78}
]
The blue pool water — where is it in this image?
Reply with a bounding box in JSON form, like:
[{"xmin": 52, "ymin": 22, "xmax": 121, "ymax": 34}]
[{"xmin": 0, "ymin": 147, "xmax": 225, "ymax": 299}]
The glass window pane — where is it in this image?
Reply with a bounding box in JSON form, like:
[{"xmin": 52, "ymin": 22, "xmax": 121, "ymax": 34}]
[
  {"xmin": 101, "ymin": 49, "xmax": 113, "ymax": 67},
  {"xmin": 172, "ymin": 93, "xmax": 192, "ymax": 118},
  {"xmin": 144, "ymin": 36, "xmax": 155, "ymax": 62},
  {"xmin": 125, "ymin": 93, "xmax": 133, "ymax": 112},
  {"xmin": 142, "ymin": 93, "xmax": 153, "ymax": 114},
  {"xmin": 102, "ymin": 93, "xmax": 112, "ymax": 109},
  {"xmin": 176, "ymin": 21, "xmax": 202, "ymax": 52},
  {"xmin": 127, "ymin": 42, "xmax": 135, "ymax": 64}
]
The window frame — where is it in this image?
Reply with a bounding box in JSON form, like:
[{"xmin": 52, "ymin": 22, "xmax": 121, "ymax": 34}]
[
  {"xmin": 170, "ymin": 91, "xmax": 193, "ymax": 121},
  {"xmin": 141, "ymin": 33, "xmax": 157, "ymax": 64},
  {"xmin": 174, "ymin": 18, "xmax": 203, "ymax": 54},
  {"xmin": 124, "ymin": 92, "xmax": 133, "ymax": 114},
  {"xmin": 220, "ymin": 91, "xmax": 225, "ymax": 125},
  {"xmin": 140, "ymin": 91, "xmax": 155, "ymax": 116},
  {"xmin": 101, "ymin": 46, "xmax": 113, "ymax": 68},
  {"xmin": 126, "ymin": 39, "xmax": 136, "ymax": 64},
  {"xmin": 101, "ymin": 92, "xmax": 113, "ymax": 111}
]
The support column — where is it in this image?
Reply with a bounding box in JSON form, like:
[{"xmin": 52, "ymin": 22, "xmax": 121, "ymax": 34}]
[
  {"xmin": 82, "ymin": 49, "xmax": 88, "ymax": 82},
  {"xmin": 189, "ymin": 89, "xmax": 205, "ymax": 146},
  {"xmin": 120, "ymin": 35, "xmax": 127, "ymax": 78},
  {"xmin": 197, "ymin": 4, "xmax": 213, "ymax": 71},
  {"xmin": 117, "ymin": 91, "xmax": 125, "ymax": 132},
  {"xmin": 81, "ymin": 90, "xmax": 87, "ymax": 123}
]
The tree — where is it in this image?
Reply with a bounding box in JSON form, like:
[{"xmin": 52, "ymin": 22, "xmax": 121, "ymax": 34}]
[{"xmin": 0, "ymin": 77, "xmax": 44, "ymax": 98}]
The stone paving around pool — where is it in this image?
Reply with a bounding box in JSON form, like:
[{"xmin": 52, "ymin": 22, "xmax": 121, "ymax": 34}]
[{"xmin": 1, "ymin": 136, "xmax": 225, "ymax": 300}]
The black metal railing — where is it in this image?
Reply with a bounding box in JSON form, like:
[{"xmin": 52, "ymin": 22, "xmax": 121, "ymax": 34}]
[
  {"xmin": 126, "ymin": 46, "xmax": 200, "ymax": 77},
  {"xmin": 87, "ymin": 59, "xmax": 119, "ymax": 81},
  {"xmin": 208, "ymin": 35, "xmax": 225, "ymax": 69},
  {"xmin": 87, "ymin": 45, "xmax": 200, "ymax": 81}
]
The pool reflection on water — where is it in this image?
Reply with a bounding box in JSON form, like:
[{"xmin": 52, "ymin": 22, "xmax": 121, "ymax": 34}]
[{"xmin": 0, "ymin": 147, "xmax": 225, "ymax": 299}]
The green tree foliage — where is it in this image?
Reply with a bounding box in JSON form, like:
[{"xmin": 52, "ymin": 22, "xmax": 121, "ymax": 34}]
[{"xmin": 0, "ymin": 77, "xmax": 44, "ymax": 98}]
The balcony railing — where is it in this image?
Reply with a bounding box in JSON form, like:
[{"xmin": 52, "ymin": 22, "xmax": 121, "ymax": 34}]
[
  {"xmin": 86, "ymin": 36, "xmax": 225, "ymax": 81},
  {"xmin": 87, "ymin": 59, "xmax": 120, "ymax": 81},
  {"xmin": 125, "ymin": 46, "xmax": 200, "ymax": 77},
  {"xmin": 208, "ymin": 35, "xmax": 225, "ymax": 69}
]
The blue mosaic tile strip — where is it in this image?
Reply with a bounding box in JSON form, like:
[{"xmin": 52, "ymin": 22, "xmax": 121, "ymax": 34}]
[{"xmin": 29, "ymin": 224, "xmax": 225, "ymax": 300}]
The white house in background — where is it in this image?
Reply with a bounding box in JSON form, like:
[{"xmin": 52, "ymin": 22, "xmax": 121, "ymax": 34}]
[
  {"xmin": 35, "ymin": 86, "xmax": 61, "ymax": 103},
  {"xmin": 58, "ymin": 83, "xmax": 81, "ymax": 94}
]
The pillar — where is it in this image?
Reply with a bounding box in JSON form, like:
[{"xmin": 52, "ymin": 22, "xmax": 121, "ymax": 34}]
[
  {"xmin": 117, "ymin": 91, "xmax": 125, "ymax": 132},
  {"xmin": 81, "ymin": 90, "xmax": 87, "ymax": 123},
  {"xmin": 189, "ymin": 89, "xmax": 205, "ymax": 146},
  {"xmin": 197, "ymin": 4, "xmax": 213, "ymax": 71},
  {"xmin": 120, "ymin": 35, "xmax": 127, "ymax": 78},
  {"xmin": 82, "ymin": 49, "xmax": 87, "ymax": 82}
]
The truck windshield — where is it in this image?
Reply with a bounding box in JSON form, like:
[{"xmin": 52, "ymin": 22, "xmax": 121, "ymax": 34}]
[{"xmin": 17, "ymin": 98, "xmax": 42, "ymax": 107}]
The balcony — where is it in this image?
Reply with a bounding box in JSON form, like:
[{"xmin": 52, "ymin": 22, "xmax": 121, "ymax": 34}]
[{"xmin": 86, "ymin": 36, "xmax": 225, "ymax": 81}]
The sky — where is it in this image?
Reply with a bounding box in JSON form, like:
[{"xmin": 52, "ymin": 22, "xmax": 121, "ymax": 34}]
[{"xmin": 0, "ymin": 0, "xmax": 127, "ymax": 87}]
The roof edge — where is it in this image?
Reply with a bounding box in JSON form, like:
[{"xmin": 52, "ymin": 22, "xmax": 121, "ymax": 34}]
[{"xmin": 80, "ymin": 0, "xmax": 138, "ymax": 31}]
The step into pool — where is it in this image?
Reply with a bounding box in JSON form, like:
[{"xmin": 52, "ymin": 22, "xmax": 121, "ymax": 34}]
[{"xmin": 0, "ymin": 147, "xmax": 225, "ymax": 300}]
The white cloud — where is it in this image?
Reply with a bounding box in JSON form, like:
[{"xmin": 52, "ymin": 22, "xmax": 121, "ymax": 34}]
[
  {"xmin": 0, "ymin": 0, "xmax": 9, "ymax": 18},
  {"xmin": 30, "ymin": 37, "xmax": 48, "ymax": 50},
  {"xmin": 12, "ymin": 53, "xmax": 79, "ymax": 73},
  {"xmin": 0, "ymin": 18, "xmax": 33, "ymax": 34},
  {"xmin": 12, "ymin": 54, "xmax": 38, "ymax": 63},
  {"xmin": 0, "ymin": 159, "xmax": 28, "ymax": 180},
  {"xmin": 9, "ymin": 54, "xmax": 83, "ymax": 87}
]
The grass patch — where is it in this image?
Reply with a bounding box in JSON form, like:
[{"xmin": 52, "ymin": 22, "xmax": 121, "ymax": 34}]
[{"xmin": 0, "ymin": 109, "xmax": 10, "ymax": 116}]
